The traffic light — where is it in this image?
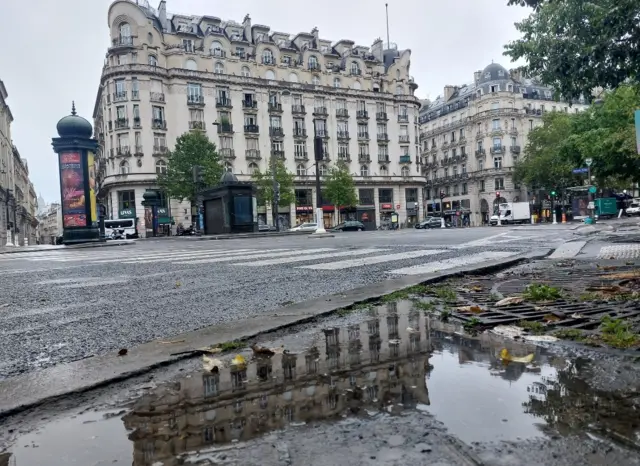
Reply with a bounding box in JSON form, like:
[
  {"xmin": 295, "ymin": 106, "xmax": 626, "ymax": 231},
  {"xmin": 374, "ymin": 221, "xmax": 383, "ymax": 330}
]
[
  {"xmin": 439, "ymin": 191, "xmax": 445, "ymax": 200},
  {"xmin": 551, "ymin": 190, "xmax": 557, "ymax": 197},
  {"xmin": 192, "ymin": 165, "xmax": 204, "ymax": 184},
  {"xmin": 313, "ymin": 136, "xmax": 324, "ymax": 162}
]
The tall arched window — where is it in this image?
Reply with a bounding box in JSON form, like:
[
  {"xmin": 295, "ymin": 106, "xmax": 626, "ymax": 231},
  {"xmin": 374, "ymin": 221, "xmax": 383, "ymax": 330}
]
[
  {"xmin": 350, "ymin": 61, "xmax": 360, "ymax": 75},
  {"xmin": 210, "ymin": 41, "xmax": 224, "ymax": 57},
  {"xmin": 395, "ymin": 85, "xmax": 404, "ymax": 95},
  {"xmin": 333, "ymin": 77, "xmax": 341, "ymax": 88},
  {"xmin": 319, "ymin": 164, "xmax": 328, "ymax": 176},
  {"xmin": 401, "ymin": 166, "xmax": 410, "ymax": 177},
  {"xmin": 308, "ymin": 55, "xmax": 318, "ymax": 69},
  {"xmin": 262, "ymin": 49, "xmax": 274, "ymax": 64},
  {"xmin": 155, "ymin": 160, "xmax": 167, "ymax": 174},
  {"xmin": 380, "ymin": 165, "xmax": 388, "ymax": 176},
  {"xmin": 119, "ymin": 160, "xmax": 130, "ymax": 175},
  {"xmin": 248, "ymin": 162, "xmax": 259, "ymax": 175},
  {"xmin": 148, "ymin": 54, "xmax": 158, "ymax": 66},
  {"xmin": 241, "ymin": 66, "xmax": 251, "ymax": 77},
  {"xmin": 296, "ymin": 164, "xmax": 306, "ymax": 176},
  {"xmin": 214, "ymin": 62, "xmax": 224, "ymax": 74},
  {"xmin": 186, "ymin": 59, "xmax": 197, "ymax": 70},
  {"xmin": 119, "ymin": 23, "xmax": 131, "ymax": 40},
  {"xmin": 360, "ymin": 165, "xmax": 369, "ymax": 177},
  {"xmin": 224, "ymin": 162, "xmax": 233, "ymax": 173},
  {"xmin": 312, "ymin": 75, "xmax": 321, "ymax": 85}
]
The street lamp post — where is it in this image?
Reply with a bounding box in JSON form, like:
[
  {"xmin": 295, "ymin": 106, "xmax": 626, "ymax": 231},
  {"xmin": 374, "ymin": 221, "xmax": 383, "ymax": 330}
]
[
  {"xmin": 313, "ymin": 121, "xmax": 327, "ymax": 234},
  {"xmin": 271, "ymin": 150, "xmax": 280, "ymax": 232}
]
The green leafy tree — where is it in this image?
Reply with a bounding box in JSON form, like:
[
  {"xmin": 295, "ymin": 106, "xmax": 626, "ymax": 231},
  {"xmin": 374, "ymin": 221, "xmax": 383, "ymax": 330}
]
[
  {"xmin": 157, "ymin": 131, "xmax": 223, "ymax": 204},
  {"xmin": 323, "ymin": 162, "xmax": 358, "ymax": 213},
  {"xmin": 251, "ymin": 159, "xmax": 295, "ymax": 207},
  {"xmin": 513, "ymin": 111, "xmax": 579, "ymax": 191},
  {"xmin": 504, "ymin": 0, "xmax": 640, "ymax": 102}
]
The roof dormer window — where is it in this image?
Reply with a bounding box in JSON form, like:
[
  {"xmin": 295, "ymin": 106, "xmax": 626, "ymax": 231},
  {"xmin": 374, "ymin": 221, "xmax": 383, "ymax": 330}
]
[
  {"xmin": 498, "ymin": 69, "xmax": 504, "ymax": 76},
  {"xmin": 484, "ymin": 72, "xmax": 491, "ymax": 79}
]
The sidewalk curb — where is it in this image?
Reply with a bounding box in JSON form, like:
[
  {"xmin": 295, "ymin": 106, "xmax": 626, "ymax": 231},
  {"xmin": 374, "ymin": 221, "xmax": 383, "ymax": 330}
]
[
  {"xmin": 0, "ymin": 248, "xmax": 552, "ymax": 419},
  {"xmin": 0, "ymin": 241, "xmax": 136, "ymax": 255}
]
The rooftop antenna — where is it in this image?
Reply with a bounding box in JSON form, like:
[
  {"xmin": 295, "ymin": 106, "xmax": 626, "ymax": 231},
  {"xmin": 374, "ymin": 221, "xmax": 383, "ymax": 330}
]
[{"xmin": 385, "ymin": 3, "xmax": 390, "ymax": 49}]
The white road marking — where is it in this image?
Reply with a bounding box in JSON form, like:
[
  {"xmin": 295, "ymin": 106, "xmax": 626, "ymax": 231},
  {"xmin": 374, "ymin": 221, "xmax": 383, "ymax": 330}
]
[
  {"xmin": 388, "ymin": 251, "xmax": 518, "ymax": 275},
  {"xmin": 235, "ymin": 248, "xmax": 386, "ymax": 266},
  {"xmin": 547, "ymin": 241, "xmax": 587, "ymax": 259},
  {"xmin": 115, "ymin": 249, "xmax": 284, "ymax": 264},
  {"xmin": 597, "ymin": 244, "xmax": 640, "ymax": 260},
  {"xmin": 91, "ymin": 249, "xmax": 258, "ymax": 263},
  {"xmin": 167, "ymin": 248, "xmax": 337, "ymax": 265},
  {"xmin": 298, "ymin": 249, "xmax": 446, "ymax": 270},
  {"xmin": 449, "ymin": 233, "xmax": 511, "ymax": 249}
]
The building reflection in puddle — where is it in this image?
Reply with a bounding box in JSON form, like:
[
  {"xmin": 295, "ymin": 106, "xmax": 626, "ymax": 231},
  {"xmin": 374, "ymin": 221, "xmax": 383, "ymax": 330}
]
[{"xmin": 123, "ymin": 303, "xmax": 432, "ymax": 465}]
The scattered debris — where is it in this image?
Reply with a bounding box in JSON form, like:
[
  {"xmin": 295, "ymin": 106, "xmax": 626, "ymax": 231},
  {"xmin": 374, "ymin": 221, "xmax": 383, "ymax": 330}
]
[
  {"xmin": 495, "ymin": 296, "xmax": 524, "ymax": 307},
  {"xmin": 117, "ymin": 348, "xmax": 128, "ymax": 356},
  {"xmin": 158, "ymin": 339, "xmax": 186, "ymax": 345},
  {"xmin": 231, "ymin": 354, "xmax": 246, "ymax": 366},
  {"xmin": 499, "ymin": 348, "xmax": 534, "ymax": 364},
  {"xmin": 251, "ymin": 344, "xmax": 276, "ymax": 357},
  {"xmin": 456, "ymin": 305, "xmax": 483, "ymax": 314}
]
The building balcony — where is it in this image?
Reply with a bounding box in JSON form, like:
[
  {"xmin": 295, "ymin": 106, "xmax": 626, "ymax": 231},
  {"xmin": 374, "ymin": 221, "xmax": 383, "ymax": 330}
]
[
  {"xmin": 217, "ymin": 123, "xmax": 234, "ymax": 134},
  {"xmin": 292, "ymin": 105, "xmax": 306, "ymax": 114},
  {"xmin": 269, "ymin": 127, "xmax": 284, "ymax": 138},
  {"xmin": 262, "ymin": 57, "xmax": 276, "ymax": 65},
  {"xmin": 338, "ymin": 154, "xmax": 351, "ymax": 162},
  {"xmin": 319, "ymin": 154, "xmax": 330, "ymax": 162},
  {"xmin": 294, "ymin": 152, "xmax": 309, "ymax": 161},
  {"xmin": 376, "ymin": 112, "xmax": 388, "ymax": 121},
  {"xmin": 337, "ymin": 131, "xmax": 350, "ymax": 140},
  {"xmin": 134, "ymin": 145, "xmax": 144, "ymax": 156},
  {"xmin": 377, "ymin": 133, "xmax": 389, "ymax": 142},
  {"xmin": 189, "ymin": 120, "xmax": 206, "ymax": 130},
  {"xmin": 219, "ymin": 148, "xmax": 236, "ymax": 159},
  {"xmin": 399, "ymin": 155, "xmax": 412, "ymax": 164},
  {"xmin": 242, "ymin": 100, "xmax": 257, "ymax": 111},
  {"xmin": 110, "ymin": 36, "xmax": 134, "ymax": 49},
  {"xmin": 131, "ymin": 90, "xmax": 140, "ymax": 101},
  {"xmin": 268, "ymin": 102, "xmax": 283, "ymax": 113},
  {"xmin": 152, "ymin": 119, "xmax": 167, "ymax": 130},
  {"xmin": 475, "ymin": 148, "xmax": 486, "ymax": 157},
  {"xmin": 441, "ymin": 141, "xmax": 450, "ymax": 150},
  {"xmin": 357, "ymin": 155, "xmax": 371, "ymax": 163},
  {"xmin": 292, "ymin": 128, "xmax": 307, "ymax": 138},
  {"xmin": 271, "ymin": 150, "xmax": 285, "ymax": 160},
  {"xmin": 315, "ymin": 129, "xmax": 329, "ymax": 138},
  {"xmin": 210, "ymin": 49, "xmax": 226, "ymax": 58},
  {"xmin": 308, "ymin": 62, "xmax": 322, "ymax": 71},
  {"xmin": 150, "ymin": 92, "xmax": 165, "ymax": 103},
  {"xmin": 244, "ymin": 124, "xmax": 259, "ymax": 134},
  {"xmin": 490, "ymin": 146, "xmax": 504, "ymax": 155},
  {"xmin": 357, "ymin": 132, "xmax": 369, "ymax": 140},
  {"xmin": 510, "ymin": 145, "xmax": 521, "ymax": 154},
  {"xmin": 132, "ymin": 117, "xmax": 142, "ymax": 129},
  {"xmin": 245, "ymin": 149, "xmax": 261, "ymax": 160},
  {"xmin": 476, "ymin": 131, "xmax": 485, "ymax": 139},
  {"xmin": 216, "ymin": 98, "xmax": 232, "ymax": 108},
  {"xmin": 336, "ymin": 108, "xmax": 349, "ymax": 118},
  {"xmin": 397, "ymin": 114, "xmax": 409, "ymax": 123},
  {"xmin": 114, "ymin": 118, "xmax": 129, "ymax": 130},
  {"xmin": 153, "ymin": 145, "xmax": 168, "ymax": 155},
  {"xmin": 350, "ymin": 68, "xmax": 362, "ymax": 76},
  {"xmin": 356, "ymin": 110, "xmax": 369, "ymax": 119},
  {"xmin": 377, "ymin": 156, "xmax": 389, "ymax": 163},
  {"xmin": 187, "ymin": 95, "xmax": 205, "ymax": 106},
  {"xmin": 113, "ymin": 91, "xmax": 127, "ymax": 102},
  {"xmin": 490, "ymin": 128, "xmax": 505, "ymax": 137},
  {"xmin": 509, "ymin": 127, "xmax": 518, "ymax": 135},
  {"xmin": 313, "ymin": 107, "xmax": 328, "ymax": 116},
  {"xmin": 116, "ymin": 145, "xmax": 130, "ymax": 156},
  {"xmin": 399, "ymin": 135, "xmax": 410, "ymax": 143}
]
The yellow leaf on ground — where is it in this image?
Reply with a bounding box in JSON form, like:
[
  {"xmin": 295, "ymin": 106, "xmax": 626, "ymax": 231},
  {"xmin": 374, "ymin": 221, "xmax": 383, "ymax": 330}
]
[
  {"xmin": 456, "ymin": 305, "xmax": 484, "ymax": 313},
  {"xmin": 500, "ymin": 348, "xmax": 535, "ymax": 364},
  {"xmin": 495, "ymin": 296, "xmax": 524, "ymax": 307}
]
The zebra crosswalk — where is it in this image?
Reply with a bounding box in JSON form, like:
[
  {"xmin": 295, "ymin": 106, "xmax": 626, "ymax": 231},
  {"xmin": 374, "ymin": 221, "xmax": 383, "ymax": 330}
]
[{"xmin": 0, "ymin": 244, "xmax": 524, "ymax": 277}]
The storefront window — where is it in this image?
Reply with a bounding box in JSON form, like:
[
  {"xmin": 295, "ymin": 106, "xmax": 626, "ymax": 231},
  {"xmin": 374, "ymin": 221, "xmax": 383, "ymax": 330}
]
[
  {"xmin": 378, "ymin": 189, "xmax": 393, "ymax": 204},
  {"xmin": 358, "ymin": 189, "xmax": 374, "ymax": 205}
]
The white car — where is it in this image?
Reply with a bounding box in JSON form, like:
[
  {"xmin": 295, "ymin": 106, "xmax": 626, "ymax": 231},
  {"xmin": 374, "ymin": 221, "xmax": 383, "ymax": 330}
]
[
  {"xmin": 289, "ymin": 222, "xmax": 318, "ymax": 232},
  {"xmin": 627, "ymin": 203, "xmax": 640, "ymax": 216}
]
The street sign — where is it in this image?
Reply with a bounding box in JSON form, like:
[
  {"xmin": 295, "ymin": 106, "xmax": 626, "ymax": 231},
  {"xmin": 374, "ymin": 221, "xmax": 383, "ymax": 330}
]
[
  {"xmin": 572, "ymin": 167, "xmax": 589, "ymax": 174},
  {"xmin": 589, "ymin": 186, "xmax": 597, "ymax": 194},
  {"xmin": 585, "ymin": 158, "xmax": 593, "ymax": 166}
]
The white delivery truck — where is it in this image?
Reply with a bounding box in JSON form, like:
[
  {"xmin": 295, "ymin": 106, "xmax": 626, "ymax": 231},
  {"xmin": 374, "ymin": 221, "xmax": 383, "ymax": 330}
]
[{"xmin": 490, "ymin": 202, "xmax": 531, "ymax": 225}]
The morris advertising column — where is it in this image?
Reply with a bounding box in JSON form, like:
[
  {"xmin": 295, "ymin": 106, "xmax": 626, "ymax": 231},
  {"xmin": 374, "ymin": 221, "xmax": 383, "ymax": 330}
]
[{"xmin": 51, "ymin": 103, "xmax": 101, "ymax": 244}]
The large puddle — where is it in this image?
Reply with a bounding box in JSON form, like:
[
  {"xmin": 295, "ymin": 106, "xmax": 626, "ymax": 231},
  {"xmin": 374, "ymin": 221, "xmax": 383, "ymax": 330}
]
[{"xmin": 3, "ymin": 300, "xmax": 639, "ymax": 464}]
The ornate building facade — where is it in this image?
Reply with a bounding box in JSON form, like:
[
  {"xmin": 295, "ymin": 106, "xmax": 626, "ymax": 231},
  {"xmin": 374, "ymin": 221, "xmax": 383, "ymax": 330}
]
[
  {"xmin": 419, "ymin": 63, "xmax": 589, "ymax": 226},
  {"xmin": 93, "ymin": 0, "xmax": 422, "ymax": 232}
]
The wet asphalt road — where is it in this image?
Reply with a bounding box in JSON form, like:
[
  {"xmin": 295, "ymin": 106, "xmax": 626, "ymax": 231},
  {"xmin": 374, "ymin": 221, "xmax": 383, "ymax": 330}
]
[
  {"xmin": 0, "ymin": 226, "xmax": 574, "ymax": 380},
  {"xmin": 2, "ymin": 298, "xmax": 638, "ymax": 465}
]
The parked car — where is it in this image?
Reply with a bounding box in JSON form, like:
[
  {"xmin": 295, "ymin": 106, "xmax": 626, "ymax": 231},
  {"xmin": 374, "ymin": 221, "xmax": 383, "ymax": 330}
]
[
  {"xmin": 331, "ymin": 221, "xmax": 366, "ymax": 232},
  {"xmin": 288, "ymin": 222, "xmax": 318, "ymax": 232},
  {"xmin": 627, "ymin": 203, "xmax": 640, "ymax": 216},
  {"xmin": 414, "ymin": 217, "xmax": 434, "ymax": 229},
  {"xmin": 423, "ymin": 217, "xmax": 451, "ymax": 229}
]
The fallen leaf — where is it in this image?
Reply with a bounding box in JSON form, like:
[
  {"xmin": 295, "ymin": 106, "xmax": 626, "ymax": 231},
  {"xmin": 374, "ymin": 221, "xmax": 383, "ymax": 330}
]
[
  {"xmin": 158, "ymin": 339, "xmax": 186, "ymax": 345},
  {"xmin": 495, "ymin": 296, "xmax": 524, "ymax": 307},
  {"xmin": 456, "ymin": 305, "xmax": 484, "ymax": 314},
  {"xmin": 470, "ymin": 286, "xmax": 483, "ymax": 292},
  {"xmin": 585, "ymin": 285, "xmax": 621, "ymax": 293},
  {"xmin": 571, "ymin": 313, "xmax": 584, "ymax": 319},
  {"xmin": 544, "ymin": 314, "xmax": 560, "ymax": 322},
  {"xmin": 118, "ymin": 348, "xmax": 128, "ymax": 356},
  {"xmin": 0, "ymin": 303, "xmax": 9, "ymax": 308}
]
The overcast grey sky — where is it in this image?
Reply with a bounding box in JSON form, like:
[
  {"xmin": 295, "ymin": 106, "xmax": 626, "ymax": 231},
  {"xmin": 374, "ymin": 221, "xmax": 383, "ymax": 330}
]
[{"xmin": 0, "ymin": 0, "xmax": 529, "ymax": 202}]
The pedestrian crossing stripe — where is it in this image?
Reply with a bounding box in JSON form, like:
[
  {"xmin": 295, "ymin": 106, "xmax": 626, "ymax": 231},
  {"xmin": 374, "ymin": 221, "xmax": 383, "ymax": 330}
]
[
  {"xmin": 388, "ymin": 251, "xmax": 518, "ymax": 275},
  {"xmin": 236, "ymin": 248, "xmax": 385, "ymax": 266},
  {"xmin": 167, "ymin": 248, "xmax": 336, "ymax": 265},
  {"xmin": 297, "ymin": 249, "xmax": 445, "ymax": 270}
]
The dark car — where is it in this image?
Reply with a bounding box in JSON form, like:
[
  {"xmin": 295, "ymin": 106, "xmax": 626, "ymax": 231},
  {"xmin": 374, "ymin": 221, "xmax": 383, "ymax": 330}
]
[
  {"xmin": 331, "ymin": 221, "xmax": 365, "ymax": 232},
  {"xmin": 424, "ymin": 217, "xmax": 451, "ymax": 229}
]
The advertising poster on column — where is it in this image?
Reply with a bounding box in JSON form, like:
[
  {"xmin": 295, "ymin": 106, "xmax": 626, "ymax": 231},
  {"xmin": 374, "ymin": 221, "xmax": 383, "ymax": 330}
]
[
  {"xmin": 59, "ymin": 152, "xmax": 87, "ymax": 227},
  {"xmin": 87, "ymin": 151, "xmax": 97, "ymax": 224}
]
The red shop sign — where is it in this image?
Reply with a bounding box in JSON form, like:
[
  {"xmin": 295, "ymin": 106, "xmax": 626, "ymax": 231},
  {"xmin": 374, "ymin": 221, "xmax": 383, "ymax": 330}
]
[{"xmin": 380, "ymin": 203, "xmax": 393, "ymax": 210}]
